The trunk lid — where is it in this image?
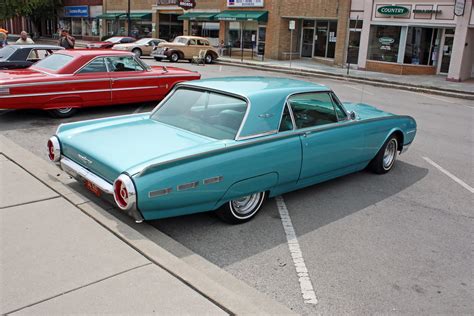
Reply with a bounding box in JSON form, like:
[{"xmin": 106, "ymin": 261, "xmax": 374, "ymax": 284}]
[
  {"xmin": 59, "ymin": 115, "xmax": 224, "ymax": 182},
  {"xmin": 343, "ymin": 102, "xmax": 394, "ymax": 120}
]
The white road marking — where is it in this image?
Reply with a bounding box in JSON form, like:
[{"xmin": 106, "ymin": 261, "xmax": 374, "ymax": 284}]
[
  {"xmin": 276, "ymin": 196, "xmax": 318, "ymax": 305},
  {"xmin": 133, "ymin": 105, "xmax": 144, "ymax": 114},
  {"xmin": 423, "ymin": 157, "xmax": 474, "ymax": 194},
  {"xmin": 343, "ymin": 84, "xmax": 375, "ymax": 96},
  {"xmin": 405, "ymin": 90, "xmax": 456, "ymax": 104}
]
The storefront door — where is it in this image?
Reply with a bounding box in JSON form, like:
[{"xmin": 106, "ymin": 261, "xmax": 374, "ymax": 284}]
[
  {"xmin": 439, "ymin": 32, "xmax": 454, "ymax": 74},
  {"xmin": 301, "ymin": 28, "xmax": 314, "ymax": 57},
  {"xmin": 257, "ymin": 26, "xmax": 266, "ymax": 56}
]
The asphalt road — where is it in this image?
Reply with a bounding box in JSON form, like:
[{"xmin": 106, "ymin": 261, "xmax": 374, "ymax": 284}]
[{"xmin": 1, "ymin": 59, "xmax": 473, "ymax": 315}]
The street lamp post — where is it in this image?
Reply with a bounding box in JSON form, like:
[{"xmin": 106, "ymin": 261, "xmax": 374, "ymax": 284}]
[{"xmin": 127, "ymin": 0, "xmax": 131, "ymax": 36}]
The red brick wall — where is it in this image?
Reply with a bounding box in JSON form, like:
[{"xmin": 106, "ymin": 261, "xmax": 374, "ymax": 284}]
[{"xmin": 366, "ymin": 61, "xmax": 437, "ymax": 75}]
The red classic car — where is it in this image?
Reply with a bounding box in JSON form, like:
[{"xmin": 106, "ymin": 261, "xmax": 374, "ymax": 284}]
[
  {"xmin": 86, "ymin": 36, "xmax": 136, "ymax": 49},
  {"xmin": 0, "ymin": 49, "xmax": 200, "ymax": 117}
]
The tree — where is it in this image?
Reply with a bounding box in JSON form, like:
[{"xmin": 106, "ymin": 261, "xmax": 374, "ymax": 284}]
[{"xmin": 0, "ymin": 0, "xmax": 62, "ymax": 21}]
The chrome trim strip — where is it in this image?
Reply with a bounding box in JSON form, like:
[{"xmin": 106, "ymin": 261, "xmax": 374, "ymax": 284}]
[
  {"xmin": 60, "ymin": 157, "xmax": 113, "ymax": 194},
  {"xmin": 203, "ymin": 176, "xmax": 223, "ymax": 185},
  {"xmin": 0, "ymin": 86, "xmax": 158, "ymax": 99},
  {"xmin": 177, "ymin": 181, "xmax": 199, "ymax": 191},
  {"xmin": 148, "ymin": 188, "xmax": 172, "ymax": 198},
  {"xmin": 236, "ymin": 130, "xmax": 279, "ymax": 140},
  {"xmin": 137, "ymin": 115, "xmax": 412, "ymax": 177},
  {"xmin": 407, "ymin": 130, "xmax": 416, "ymax": 134},
  {"xmin": 3, "ymin": 78, "xmax": 111, "ymax": 89}
]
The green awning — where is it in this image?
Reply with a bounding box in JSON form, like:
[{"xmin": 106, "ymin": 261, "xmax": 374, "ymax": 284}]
[
  {"xmin": 96, "ymin": 13, "xmax": 124, "ymax": 19},
  {"xmin": 215, "ymin": 10, "xmax": 268, "ymax": 22},
  {"xmin": 178, "ymin": 12, "xmax": 217, "ymax": 21},
  {"xmin": 118, "ymin": 13, "xmax": 152, "ymax": 21}
]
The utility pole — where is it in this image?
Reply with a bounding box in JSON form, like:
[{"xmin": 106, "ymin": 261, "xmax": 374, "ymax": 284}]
[{"xmin": 127, "ymin": 0, "xmax": 131, "ymax": 36}]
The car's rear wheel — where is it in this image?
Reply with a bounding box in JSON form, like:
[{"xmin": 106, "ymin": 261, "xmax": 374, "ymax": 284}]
[
  {"xmin": 205, "ymin": 54, "xmax": 213, "ymax": 64},
  {"xmin": 369, "ymin": 135, "xmax": 398, "ymax": 174},
  {"xmin": 132, "ymin": 48, "xmax": 142, "ymax": 57},
  {"xmin": 154, "ymin": 57, "xmax": 162, "ymax": 61},
  {"xmin": 170, "ymin": 52, "xmax": 179, "ymax": 62},
  {"xmin": 216, "ymin": 191, "xmax": 266, "ymax": 224},
  {"xmin": 48, "ymin": 107, "xmax": 77, "ymax": 118}
]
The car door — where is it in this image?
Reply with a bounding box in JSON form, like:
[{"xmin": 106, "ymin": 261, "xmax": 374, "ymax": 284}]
[
  {"xmin": 73, "ymin": 57, "xmax": 112, "ymax": 106},
  {"xmin": 186, "ymin": 38, "xmax": 199, "ymax": 58},
  {"xmin": 289, "ymin": 92, "xmax": 367, "ymax": 183},
  {"xmin": 106, "ymin": 55, "xmax": 165, "ymax": 104}
]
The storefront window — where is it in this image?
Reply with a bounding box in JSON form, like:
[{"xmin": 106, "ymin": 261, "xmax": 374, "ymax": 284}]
[
  {"xmin": 131, "ymin": 21, "xmax": 152, "ymax": 38},
  {"xmin": 159, "ymin": 14, "xmax": 183, "ymax": 41},
  {"xmin": 190, "ymin": 22, "xmax": 219, "ymax": 46},
  {"xmin": 368, "ymin": 25, "xmax": 401, "ymax": 63},
  {"xmin": 404, "ymin": 27, "xmax": 438, "ymax": 65},
  {"xmin": 313, "ymin": 20, "xmax": 337, "ymax": 58},
  {"xmin": 226, "ymin": 21, "xmax": 258, "ymax": 49}
]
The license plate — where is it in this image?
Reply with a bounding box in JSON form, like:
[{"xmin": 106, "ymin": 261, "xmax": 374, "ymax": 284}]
[{"xmin": 84, "ymin": 180, "xmax": 101, "ymax": 197}]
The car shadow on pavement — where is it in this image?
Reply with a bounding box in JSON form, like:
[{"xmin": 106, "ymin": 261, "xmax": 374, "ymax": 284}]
[{"xmin": 148, "ymin": 160, "xmax": 429, "ymax": 267}]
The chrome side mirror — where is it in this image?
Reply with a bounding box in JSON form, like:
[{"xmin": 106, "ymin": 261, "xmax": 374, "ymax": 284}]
[{"xmin": 349, "ymin": 111, "xmax": 357, "ymax": 120}]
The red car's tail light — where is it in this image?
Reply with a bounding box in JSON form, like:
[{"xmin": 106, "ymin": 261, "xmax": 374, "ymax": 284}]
[
  {"xmin": 113, "ymin": 174, "xmax": 137, "ymax": 211},
  {"xmin": 47, "ymin": 136, "xmax": 61, "ymax": 162}
]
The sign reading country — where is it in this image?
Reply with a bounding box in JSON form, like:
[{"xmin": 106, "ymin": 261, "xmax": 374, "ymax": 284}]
[
  {"xmin": 377, "ymin": 5, "xmax": 409, "ymax": 16},
  {"xmin": 228, "ymin": 0, "xmax": 264, "ymax": 7},
  {"xmin": 64, "ymin": 6, "xmax": 89, "ymax": 18}
]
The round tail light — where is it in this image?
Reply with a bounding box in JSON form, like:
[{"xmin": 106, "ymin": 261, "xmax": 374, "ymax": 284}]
[
  {"xmin": 47, "ymin": 136, "xmax": 61, "ymax": 162},
  {"xmin": 113, "ymin": 174, "xmax": 137, "ymax": 211}
]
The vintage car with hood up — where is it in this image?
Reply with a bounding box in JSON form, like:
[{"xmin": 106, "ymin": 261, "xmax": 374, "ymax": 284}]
[
  {"xmin": 0, "ymin": 49, "xmax": 200, "ymax": 117},
  {"xmin": 48, "ymin": 77, "xmax": 417, "ymax": 224}
]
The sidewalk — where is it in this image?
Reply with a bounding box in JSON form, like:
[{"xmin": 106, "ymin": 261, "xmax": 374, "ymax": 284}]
[
  {"xmin": 0, "ymin": 135, "xmax": 294, "ymax": 315},
  {"xmin": 217, "ymin": 57, "xmax": 474, "ymax": 99}
]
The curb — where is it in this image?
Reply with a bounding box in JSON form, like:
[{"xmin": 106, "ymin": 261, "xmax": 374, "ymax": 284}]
[
  {"xmin": 216, "ymin": 60, "xmax": 474, "ymax": 100},
  {"xmin": 0, "ymin": 135, "xmax": 295, "ymax": 316}
]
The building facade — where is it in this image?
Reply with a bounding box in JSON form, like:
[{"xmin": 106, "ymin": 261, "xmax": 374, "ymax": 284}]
[
  {"xmin": 58, "ymin": 0, "xmax": 103, "ymax": 40},
  {"xmin": 351, "ymin": 0, "xmax": 474, "ymax": 81},
  {"xmin": 98, "ymin": 0, "xmax": 351, "ymax": 65}
]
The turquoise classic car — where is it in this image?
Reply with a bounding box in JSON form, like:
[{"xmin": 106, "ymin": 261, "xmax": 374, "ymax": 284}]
[{"xmin": 48, "ymin": 77, "xmax": 417, "ymax": 224}]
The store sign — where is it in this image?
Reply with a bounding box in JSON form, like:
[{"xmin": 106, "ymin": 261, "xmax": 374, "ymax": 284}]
[
  {"xmin": 178, "ymin": 0, "xmax": 195, "ymax": 9},
  {"xmin": 454, "ymin": 0, "xmax": 466, "ymax": 16},
  {"xmin": 377, "ymin": 5, "xmax": 409, "ymax": 16},
  {"xmin": 156, "ymin": 0, "xmax": 178, "ymax": 5},
  {"xmin": 64, "ymin": 6, "xmax": 89, "ymax": 18},
  {"xmin": 413, "ymin": 9, "xmax": 441, "ymax": 14},
  {"xmin": 228, "ymin": 0, "xmax": 264, "ymax": 8},
  {"xmin": 378, "ymin": 37, "xmax": 394, "ymax": 45},
  {"xmin": 289, "ymin": 20, "xmax": 295, "ymax": 30}
]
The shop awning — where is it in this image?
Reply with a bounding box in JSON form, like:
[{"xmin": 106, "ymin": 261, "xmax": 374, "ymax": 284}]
[
  {"xmin": 118, "ymin": 13, "xmax": 152, "ymax": 20},
  {"xmin": 178, "ymin": 12, "xmax": 217, "ymax": 21},
  {"xmin": 96, "ymin": 13, "xmax": 124, "ymax": 19},
  {"xmin": 215, "ymin": 10, "xmax": 268, "ymax": 22}
]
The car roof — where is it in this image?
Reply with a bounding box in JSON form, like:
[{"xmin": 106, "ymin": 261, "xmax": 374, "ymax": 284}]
[
  {"xmin": 176, "ymin": 36, "xmax": 209, "ymax": 40},
  {"xmin": 178, "ymin": 77, "xmax": 331, "ymax": 139},
  {"xmin": 10, "ymin": 44, "xmax": 64, "ymax": 50},
  {"xmin": 57, "ymin": 49, "xmax": 134, "ymax": 57}
]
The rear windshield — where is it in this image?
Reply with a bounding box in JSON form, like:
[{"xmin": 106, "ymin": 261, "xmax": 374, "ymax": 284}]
[
  {"xmin": 151, "ymin": 88, "xmax": 248, "ymax": 140},
  {"xmin": 32, "ymin": 53, "xmax": 74, "ymax": 71}
]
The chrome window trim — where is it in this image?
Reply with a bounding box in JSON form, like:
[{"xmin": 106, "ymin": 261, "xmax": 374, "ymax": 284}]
[
  {"xmin": 0, "ymin": 86, "xmax": 158, "ymax": 99},
  {"xmin": 137, "ymin": 115, "xmax": 410, "ymax": 178},
  {"xmin": 150, "ymin": 84, "xmax": 251, "ymax": 141},
  {"xmin": 330, "ymin": 91, "xmax": 350, "ymax": 121}
]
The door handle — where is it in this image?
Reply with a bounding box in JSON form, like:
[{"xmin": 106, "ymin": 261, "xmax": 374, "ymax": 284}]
[{"xmin": 302, "ymin": 131, "xmax": 311, "ymax": 137}]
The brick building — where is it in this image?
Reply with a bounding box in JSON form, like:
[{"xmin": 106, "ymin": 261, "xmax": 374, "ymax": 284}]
[
  {"xmin": 99, "ymin": 0, "xmax": 351, "ymax": 65},
  {"xmin": 58, "ymin": 0, "xmax": 104, "ymax": 40}
]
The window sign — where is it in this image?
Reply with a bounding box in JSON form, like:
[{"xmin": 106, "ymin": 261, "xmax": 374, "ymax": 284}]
[
  {"xmin": 454, "ymin": 0, "xmax": 466, "ymax": 16},
  {"xmin": 377, "ymin": 5, "xmax": 409, "ymax": 16},
  {"xmin": 64, "ymin": 6, "xmax": 89, "ymax": 18},
  {"xmin": 227, "ymin": 0, "xmax": 264, "ymax": 8}
]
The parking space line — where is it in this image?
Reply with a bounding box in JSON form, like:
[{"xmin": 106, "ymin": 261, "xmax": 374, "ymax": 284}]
[
  {"xmin": 276, "ymin": 196, "xmax": 318, "ymax": 305},
  {"xmin": 423, "ymin": 157, "xmax": 474, "ymax": 194},
  {"xmin": 343, "ymin": 84, "xmax": 375, "ymax": 96}
]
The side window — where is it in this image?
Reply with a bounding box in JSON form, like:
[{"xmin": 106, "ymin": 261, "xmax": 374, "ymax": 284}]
[
  {"xmin": 77, "ymin": 57, "xmax": 108, "ymax": 73},
  {"xmin": 289, "ymin": 92, "xmax": 338, "ymax": 129},
  {"xmin": 330, "ymin": 93, "xmax": 348, "ymax": 120},
  {"xmin": 27, "ymin": 49, "xmax": 41, "ymax": 61},
  {"xmin": 279, "ymin": 104, "xmax": 294, "ymax": 132},
  {"xmin": 188, "ymin": 39, "xmax": 197, "ymax": 45},
  {"xmin": 121, "ymin": 38, "xmax": 134, "ymax": 43},
  {"xmin": 197, "ymin": 39, "xmax": 207, "ymax": 46},
  {"xmin": 106, "ymin": 56, "xmax": 144, "ymax": 72}
]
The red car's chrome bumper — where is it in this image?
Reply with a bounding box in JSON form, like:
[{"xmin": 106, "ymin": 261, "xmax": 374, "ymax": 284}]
[{"xmin": 60, "ymin": 156, "xmax": 144, "ymax": 223}]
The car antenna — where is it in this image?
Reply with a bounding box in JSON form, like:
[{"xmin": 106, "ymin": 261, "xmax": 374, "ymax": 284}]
[{"xmin": 162, "ymin": 66, "xmax": 168, "ymax": 73}]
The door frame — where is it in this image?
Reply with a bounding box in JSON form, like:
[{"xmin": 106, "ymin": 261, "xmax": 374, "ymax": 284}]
[
  {"xmin": 437, "ymin": 28, "xmax": 454, "ymax": 75},
  {"xmin": 300, "ymin": 25, "xmax": 315, "ymax": 58}
]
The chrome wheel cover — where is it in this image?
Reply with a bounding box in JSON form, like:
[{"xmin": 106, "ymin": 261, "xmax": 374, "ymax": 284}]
[
  {"xmin": 229, "ymin": 192, "xmax": 264, "ymax": 219},
  {"xmin": 171, "ymin": 53, "xmax": 178, "ymax": 62},
  {"xmin": 205, "ymin": 54, "xmax": 212, "ymax": 63},
  {"xmin": 383, "ymin": 139, "xmax": 397, "ymax": 169},
  {"xmin": 57, "ymin": 107, "xmax": 73, "ymax": 114}
]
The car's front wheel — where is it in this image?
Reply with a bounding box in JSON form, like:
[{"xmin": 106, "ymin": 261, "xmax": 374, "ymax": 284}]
[
  {"xmin": 216, "ymin": 191, "xmax": 266, "ymax": 224},
  {"xmin": 369, "ymin": 135, "xmax": 399, "ymax": 174},
  {"xmin": 205, "ymin": 54, "xmax": 213, "ymax": 64},
  {"xmin": 48, "ymin": 107, "xmax": 77, "ymax": 118},
  {"xmin": 170, "ymin": 52, "xmax": 179, "ymax": 62}
]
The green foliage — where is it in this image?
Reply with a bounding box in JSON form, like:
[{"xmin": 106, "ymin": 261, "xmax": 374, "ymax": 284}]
[{"xmin": 0, "ymin": 0, "xmax": 63, "ymax": 20}]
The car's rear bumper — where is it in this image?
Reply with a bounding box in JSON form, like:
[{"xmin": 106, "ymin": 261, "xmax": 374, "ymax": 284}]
[{"xmin": 60, "ymin": 156, "xmax": 145, "ymax": 223}]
